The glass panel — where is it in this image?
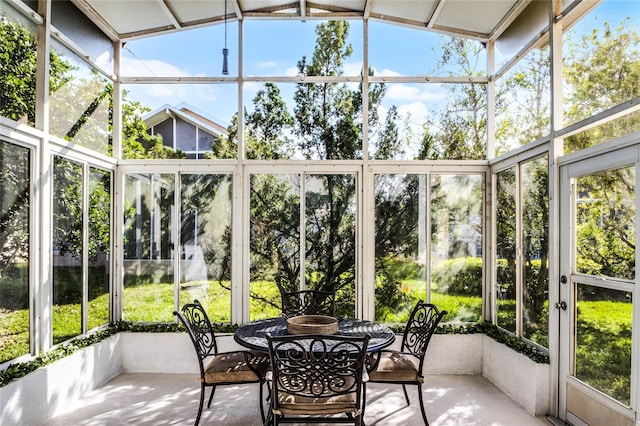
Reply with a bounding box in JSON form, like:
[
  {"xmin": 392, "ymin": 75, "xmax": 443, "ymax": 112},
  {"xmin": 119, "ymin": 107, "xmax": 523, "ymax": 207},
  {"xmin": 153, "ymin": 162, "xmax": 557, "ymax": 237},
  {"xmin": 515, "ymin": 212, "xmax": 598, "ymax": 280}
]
[
  {"xmin": 249, "ymin": 173, "xmax": 301, "ymax": 320},
  {"xmin": 123, "ymin": 173, "xmax": 175, "ymax": 322},
  {"xmin": 374, "ymin": 174, "xmax": 426, "ymax": 322},
  {"xmin": 495, "ymin": 47, "xmax": 550, "ymax": 155},
  {"xmin": 0, "ymin": 5, "xmax": 38, "ymax": 126},
  {"xmin": 50, "ymin": 41, "xmax": 112, "ymax": 155},
  {"xmin": 496, "ymin": 167, "xmax": 517, "ymax": 332},
  {"xmin": 305, "ymin": 174, "xmax": 356, "ymax": 317},
  {"xmin": 564, "ymin": 110, "xmax": 640, "ymax": 155},
  {"xmin": 121, "ymin": 24, "xmax": 237, "ymax": 77},
  {"xmin": 562, "ymin": 1, "xmax": 640, "ymax": 127},
  {"xmin": 370, "ymin": 82, "xmax": 487, "ymax": 160},
  {"xmin": 369, "ymin": 21, "xmax": 486, "ymax": 76},
  {"xmin": 154, "ymin": 120, "xmax": 174, "ymax": 149},
  {"xmin": 179, "ymin": 174, "xmax": 232, "ymax": 323},
  {"xmin": 430, "ymin": 174, "xmax": 483, "ymax": 322},
  {"xmin": 575, "ymin": 283, "xmax": 632, "ymax": 405},
  {"xmin": 0, "ymin": 140, "xmax": 30, "ymax": 363},
  {"xmin": 522, "ymin": 157, "xmax": 549, "ymax": 347},
  {"xmin": 52, "ymin": 156, "xmax": 83, "ymax": 344},
  {"xmin": 87, "ymin": 167, "xmax": 110, "ymax": 330},
  {"xmin": 243, "ymin": 20, "xmax": 362, "ymax": 77},
  {"xmin": 121, "ymin": 84, "xmax": 236, "ymax": 159},
  {"xmin": 576, "ymin": 167, "xmax": 635, "ymax": 280},
  {"xmin": 176, "ymin": 117, "xmax": 197, "ymax": 153}
]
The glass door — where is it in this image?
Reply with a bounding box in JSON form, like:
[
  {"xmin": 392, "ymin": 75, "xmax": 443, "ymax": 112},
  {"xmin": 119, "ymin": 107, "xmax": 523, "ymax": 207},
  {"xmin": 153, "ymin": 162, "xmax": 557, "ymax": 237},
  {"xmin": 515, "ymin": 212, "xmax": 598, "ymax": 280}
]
[{"xmin": 558, "ymin": 146, "xmax": 638, "ymax": 425}]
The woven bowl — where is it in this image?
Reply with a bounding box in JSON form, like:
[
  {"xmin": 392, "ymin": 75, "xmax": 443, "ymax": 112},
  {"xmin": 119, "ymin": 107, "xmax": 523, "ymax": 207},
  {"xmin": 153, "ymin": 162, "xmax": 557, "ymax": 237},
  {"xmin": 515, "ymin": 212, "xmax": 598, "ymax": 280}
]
[{"xmin": 286, "ymin": 315, "xmax": 339, "ymax": 335}]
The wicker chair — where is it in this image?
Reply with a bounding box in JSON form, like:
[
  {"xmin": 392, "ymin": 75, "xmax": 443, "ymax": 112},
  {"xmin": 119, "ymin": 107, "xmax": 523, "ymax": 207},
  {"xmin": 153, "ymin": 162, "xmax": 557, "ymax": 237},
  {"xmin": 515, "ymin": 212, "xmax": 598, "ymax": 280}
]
[
  {"xmin": 174, "ymin": 300, "xmax": 269, "ymax": 425},
  {"xmin": 365, "ymin": 301, "xmax": 446, "ymax": 425},
  {"xmin": 266, "ymin": 333, "xmax": 370, "ymax": 425},
  {"xmin": 281, "ymin": 290, "xmax": 335, "ymax": 318}
]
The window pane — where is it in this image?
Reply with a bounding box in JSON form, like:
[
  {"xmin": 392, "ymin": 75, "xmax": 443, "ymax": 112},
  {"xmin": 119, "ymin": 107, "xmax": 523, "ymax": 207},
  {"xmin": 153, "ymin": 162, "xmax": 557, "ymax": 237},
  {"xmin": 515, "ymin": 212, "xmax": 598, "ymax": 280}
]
[
  {"xmin": 121, "ymin": 24, "xmax": 236, "ymax": 77},
  {"xmin": 0, "ymin": 140, "xmax": 30, "ymax": 363},
  {"xmin": 522, "ymin": 157, "xmax": 549, "ymax": 347},
  {"xmin": 87, "ymin": 167, "xmax": 111, "ymax": 330},
  {"xmin": 369, "ymin": 21, "xmax": 486, "ymax": 76},
  {"xmin": 243, "ymin": 20, "xmax": 362, "ymax": 77},
  {"xmin": 374, "ymin": 174, "xmax": 427, "ymax": 322},
  {"xmin": 576, "ymin": 167, "xmax": 635, "ymax": 280},
  {"xmin": 495, "ymin": 47, "xmax": 550, "ymax": 155},
  {"xmin": 576, "ymin": 283, "xmax": 632, "ymax": 405},
  {"xmin": 0, "ymin": 4, "xmax": 38, "ymax": 125},
  {"xmin": 176, "ymin": 117, "xmax": 197, "ymax": 152},
  {"xmin": 52, "ymin": 156, "xmax": 83, "ymax": 344},
  {"xmin": 431, "ymin": 174, "xmax": 483, "ymax": 322},
  {"xmin": 123, "ymin": 84, "xmax": 236, "ymax": 160},
  {"xmin": 496, "ymin": 167, "xmax": 516, "ymax": 332},
  {"xmin": 123, "ymin": 173, "xmax": 175, "ymax": 322},
  {"xmin": 563, "ymin": 1, "xmax": 640, "ymax": 128},
  {"xmin": 179, "ymin": 174, "xmax": 232, "ymax": 323},
  {"xmin": 305, "ymin": 174, "xmax": 356, "ymax": 317},
  {"xmin": 50, "ymin": 41, "xmax": 112, "ymax": 155},
  {"xmin": 249, "ymin": 174, "xmax": 300, "ymax": 320},
  {"xmin": 372, "ymin": 81, "xmax": 487, "ymax": 160}
]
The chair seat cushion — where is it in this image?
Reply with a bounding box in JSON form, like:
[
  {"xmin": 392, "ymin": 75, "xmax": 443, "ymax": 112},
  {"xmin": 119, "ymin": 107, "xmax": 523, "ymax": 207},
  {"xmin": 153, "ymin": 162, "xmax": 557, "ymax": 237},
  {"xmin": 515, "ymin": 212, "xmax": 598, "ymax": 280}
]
[
  {"xmin": 275, "ymin": 391, "xmax": 358, "ymax": 416},
  {"xmin": 202, "ymin": 351, "xmax": 268, "ymax": 383},
  {"xmin": 367, "ymin": 351, "xmax": 423, "ymax": 383}
]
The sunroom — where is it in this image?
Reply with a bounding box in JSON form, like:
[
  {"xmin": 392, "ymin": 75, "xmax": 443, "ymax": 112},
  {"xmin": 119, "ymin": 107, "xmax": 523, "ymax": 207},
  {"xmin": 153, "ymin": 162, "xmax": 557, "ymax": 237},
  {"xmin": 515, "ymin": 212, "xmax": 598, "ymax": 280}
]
[{"xmin": 0, "ymin": 0, "xmax": 639, "ymax": 425}]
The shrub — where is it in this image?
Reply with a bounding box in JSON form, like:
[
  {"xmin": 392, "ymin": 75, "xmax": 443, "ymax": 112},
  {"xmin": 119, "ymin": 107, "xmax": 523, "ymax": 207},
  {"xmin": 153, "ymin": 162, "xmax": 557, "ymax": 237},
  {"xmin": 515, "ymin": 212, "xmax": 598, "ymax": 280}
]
[{"xmin": 431, "ymin": 257, "xmax": 482, "ymax": 296}]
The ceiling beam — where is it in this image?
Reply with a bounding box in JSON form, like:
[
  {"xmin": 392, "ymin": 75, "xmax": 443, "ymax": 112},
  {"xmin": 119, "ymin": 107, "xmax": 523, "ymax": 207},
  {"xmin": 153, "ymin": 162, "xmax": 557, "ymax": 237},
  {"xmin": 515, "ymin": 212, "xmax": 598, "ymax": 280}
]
[
  {"xmin": 426, "ymin": 0, "xmax": 447, "ymax": 29},
  {"xmin": 300, "ymin": 0, "xmax": 306, "ymax": 18},
  {"xmin": 161, "ymin": 0, "xmax": 182, "ymax": 29}
]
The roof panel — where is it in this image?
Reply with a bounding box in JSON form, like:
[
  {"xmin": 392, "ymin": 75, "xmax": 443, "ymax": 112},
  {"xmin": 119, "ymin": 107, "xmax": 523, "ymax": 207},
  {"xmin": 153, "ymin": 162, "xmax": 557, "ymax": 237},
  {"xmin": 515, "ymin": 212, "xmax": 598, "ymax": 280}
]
[
  {"xmin": 73, "ymin": 0, "xmax": 534, "ymax": 42},
  {"xmin": 437, "ymin": 0, "xmax": 520, "ymax": 35}
]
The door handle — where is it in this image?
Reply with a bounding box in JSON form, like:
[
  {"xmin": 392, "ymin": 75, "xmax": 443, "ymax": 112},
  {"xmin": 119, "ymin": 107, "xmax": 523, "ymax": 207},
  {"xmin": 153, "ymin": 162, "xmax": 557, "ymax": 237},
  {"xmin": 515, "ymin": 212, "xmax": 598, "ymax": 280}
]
[{"xmin": 555, "ymin": 301, "xmax": 567, "ymax": 310}]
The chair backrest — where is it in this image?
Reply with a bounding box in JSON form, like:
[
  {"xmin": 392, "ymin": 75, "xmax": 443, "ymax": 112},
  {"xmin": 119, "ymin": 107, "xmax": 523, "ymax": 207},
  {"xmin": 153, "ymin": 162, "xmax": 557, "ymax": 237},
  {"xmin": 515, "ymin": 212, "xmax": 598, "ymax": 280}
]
[
  {"xmin": 400, "ymin": 301, "xmax": 447, "ymax": 369},
  {"xmin": 174, "ymin": 300, "xmax": 218, "ymax": 371},
  {"xmin": 267, "ymin": 334, "xmax": 370, "ymax": 404},
  {"xmin": 281, "ymin": 290, "xmax": 335, "ymax": 318}
]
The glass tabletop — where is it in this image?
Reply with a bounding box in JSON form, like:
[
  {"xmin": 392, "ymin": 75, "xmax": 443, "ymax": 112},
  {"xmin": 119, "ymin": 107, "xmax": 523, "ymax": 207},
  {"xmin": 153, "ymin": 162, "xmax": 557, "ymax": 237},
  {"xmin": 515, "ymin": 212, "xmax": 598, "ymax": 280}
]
[{"xmin": 234, "ymin": 316, "xmax": 396, "ymax": 352}]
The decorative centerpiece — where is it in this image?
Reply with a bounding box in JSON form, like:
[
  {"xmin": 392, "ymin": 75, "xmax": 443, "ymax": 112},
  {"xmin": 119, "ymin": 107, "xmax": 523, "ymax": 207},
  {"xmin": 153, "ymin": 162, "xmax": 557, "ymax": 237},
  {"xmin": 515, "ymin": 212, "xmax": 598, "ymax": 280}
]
[{"xmin": 286, "ymin": 315, "xmax": 339, "ymax": 335}]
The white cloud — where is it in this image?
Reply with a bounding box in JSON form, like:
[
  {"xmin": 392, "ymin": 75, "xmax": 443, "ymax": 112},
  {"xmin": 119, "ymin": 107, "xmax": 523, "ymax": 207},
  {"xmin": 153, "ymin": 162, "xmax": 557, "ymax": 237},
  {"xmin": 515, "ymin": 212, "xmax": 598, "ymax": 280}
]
[
  {"xmin": 375, "ymin": 68, "xmax": 402, "ymax": 77},
  {"xmin": 259, "ymin": 61, "xmax": 278, "ymax": 69},
  {"xmin": 386, "ymin": 84, "xmax": 442, "ymax": 102},
  {"xmin": 344, "ymin": 62, "xmax": 363, "ymax": 76},
  {"xmin": 120, "ymin": 57, "xmax": 191, "ymax": 78}
]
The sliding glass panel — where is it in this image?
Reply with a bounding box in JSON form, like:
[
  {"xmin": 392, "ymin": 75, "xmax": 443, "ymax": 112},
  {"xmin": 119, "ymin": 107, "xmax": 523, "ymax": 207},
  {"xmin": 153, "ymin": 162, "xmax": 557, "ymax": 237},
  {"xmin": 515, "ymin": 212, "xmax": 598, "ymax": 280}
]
[
  {"xmin": 0, "ymin": 140, "xmax": 31, "ymax": 363},
  {"xmin": 249, "ymin": 173, "xmax": 301, "ymax": 320},
  {"xmin": 496, "ymin": 167, "xmax": 517, "ymax": 332},
  {"xmin": 374, "ymin": 174, "xmax": 425, "ymax": 322},
  {"xmin": 87, "ymin": 167, "xmax": 111, "ymax": 330},
  {"xmin": 430, "ymin": 174, "xmax": 483, "ymax": 322},
  {"xmin": 305, "ymin": 174, "xmax": 356, "ymax": 317},
  {"xmin": 52, "ymin": 156, "xmax": 83, "ymax": 344},
  {"xmin": 179, "ymin": 174, "xmax": 232, "ymax": 323},
  {"xmin": 123, "ymin": 173, "xmax": 175, "ymax": 322},
  {"xmin": 521, "ymin": 157, "xmax": 549, "ymax": 347}
]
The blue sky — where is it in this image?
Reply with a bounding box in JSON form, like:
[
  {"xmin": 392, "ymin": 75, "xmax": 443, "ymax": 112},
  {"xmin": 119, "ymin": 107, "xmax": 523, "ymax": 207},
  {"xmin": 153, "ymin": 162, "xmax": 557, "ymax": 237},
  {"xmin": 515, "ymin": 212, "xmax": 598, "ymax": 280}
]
[{"xmin": 121, "ymin": 0, "xmax": 638, "ymax": 142}]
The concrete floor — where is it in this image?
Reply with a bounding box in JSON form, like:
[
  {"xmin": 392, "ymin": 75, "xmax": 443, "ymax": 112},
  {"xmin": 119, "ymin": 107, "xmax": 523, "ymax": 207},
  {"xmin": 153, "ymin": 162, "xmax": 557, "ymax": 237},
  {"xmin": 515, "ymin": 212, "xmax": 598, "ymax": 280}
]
[{"xmin": 45, "ymin": 373, "xmax": 550, "ymax": 426}]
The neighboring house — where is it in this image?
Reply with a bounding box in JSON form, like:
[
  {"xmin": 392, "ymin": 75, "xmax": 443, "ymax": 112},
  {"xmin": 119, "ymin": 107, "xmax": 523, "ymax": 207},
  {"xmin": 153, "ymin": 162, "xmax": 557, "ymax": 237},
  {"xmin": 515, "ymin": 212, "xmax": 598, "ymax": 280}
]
[{"xmin": 143, "ymin": 103, "xmax": 228, "ymax": 159}]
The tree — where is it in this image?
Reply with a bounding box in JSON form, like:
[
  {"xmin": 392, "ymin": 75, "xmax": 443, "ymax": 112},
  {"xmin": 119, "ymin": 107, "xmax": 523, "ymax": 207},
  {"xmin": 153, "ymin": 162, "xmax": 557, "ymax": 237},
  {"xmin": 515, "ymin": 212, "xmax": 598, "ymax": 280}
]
[{"xmin": 419, "ymin": 38, "xmax": 487, "ymax": 160}]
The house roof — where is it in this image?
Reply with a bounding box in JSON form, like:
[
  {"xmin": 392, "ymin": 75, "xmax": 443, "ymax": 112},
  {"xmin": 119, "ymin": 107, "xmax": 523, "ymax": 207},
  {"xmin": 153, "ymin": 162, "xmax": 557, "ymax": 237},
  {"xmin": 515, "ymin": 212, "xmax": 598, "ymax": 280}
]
[{"xmin": 144, "ymin": 103, "xmax": 228, "ymax": 137}]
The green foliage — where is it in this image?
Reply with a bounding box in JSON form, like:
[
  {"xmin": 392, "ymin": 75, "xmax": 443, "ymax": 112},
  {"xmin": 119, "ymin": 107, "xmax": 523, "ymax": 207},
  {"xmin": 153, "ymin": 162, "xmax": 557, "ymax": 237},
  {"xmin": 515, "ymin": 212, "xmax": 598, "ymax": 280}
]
[{"xmin": 431, "ymin": 257, "xmax": 482, "ymax": 296}]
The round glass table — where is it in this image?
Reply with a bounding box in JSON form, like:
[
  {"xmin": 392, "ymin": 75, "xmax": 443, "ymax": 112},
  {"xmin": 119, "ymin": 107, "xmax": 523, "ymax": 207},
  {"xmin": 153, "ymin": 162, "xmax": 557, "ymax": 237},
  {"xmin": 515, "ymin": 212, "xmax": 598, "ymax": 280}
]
[{"xmin": 234, "ymin": 316, "xmax": 396, "ymax": 353}]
